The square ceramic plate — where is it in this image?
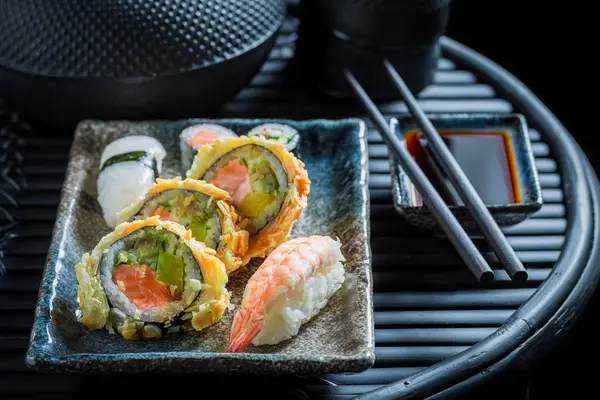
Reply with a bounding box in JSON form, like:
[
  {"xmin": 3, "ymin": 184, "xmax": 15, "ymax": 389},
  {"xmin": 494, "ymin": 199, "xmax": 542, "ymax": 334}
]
[{"xmin": 26, "ymin": 118, "xmax": 374, "ymax": 375}]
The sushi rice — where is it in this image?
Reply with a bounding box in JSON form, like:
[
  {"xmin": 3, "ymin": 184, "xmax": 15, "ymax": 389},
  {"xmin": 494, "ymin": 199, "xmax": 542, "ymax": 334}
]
[
  {"xmin": 186, "ymin": 135, "xmax": 310, "ymax": 263},
  {"xmin": 74, "ymin": 216, "xmax": 230, "ymax": 340},
  {"xmin": 97, "ymin": 135, "xmax": 166, "ymax": 228},
  {"xmin": 116, "ymin": 177, "xmax": 250, "ymax": 274}
]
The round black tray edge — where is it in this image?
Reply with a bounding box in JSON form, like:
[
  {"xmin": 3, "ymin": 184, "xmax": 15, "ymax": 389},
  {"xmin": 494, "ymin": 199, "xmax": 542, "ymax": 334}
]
[
  {"xmin": 356, "ymin": 36, "xmax": 600, "ymax": 400},
  {"xmin": 426, "ymin": 146, "xmax": 600, "ymax": 400}
]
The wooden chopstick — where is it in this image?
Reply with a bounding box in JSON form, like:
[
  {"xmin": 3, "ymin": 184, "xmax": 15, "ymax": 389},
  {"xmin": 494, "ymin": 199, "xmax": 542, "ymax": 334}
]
[
  {"xmin": 383, "ymin": 60, "xmax": 528, "ymax": 282},
  {"xmin": 344, "ymin": 69, "xmax": 495, "ymax": 284}
]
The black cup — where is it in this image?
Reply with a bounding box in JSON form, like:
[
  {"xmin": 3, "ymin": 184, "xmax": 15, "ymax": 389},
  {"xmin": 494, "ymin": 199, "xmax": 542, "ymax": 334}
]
[{"xmin": 296, "ymin": 0, "xmax": 452, "ymax": 98}]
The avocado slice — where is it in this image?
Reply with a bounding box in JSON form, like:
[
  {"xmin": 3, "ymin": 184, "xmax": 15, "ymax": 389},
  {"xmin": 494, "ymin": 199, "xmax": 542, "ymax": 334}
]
[
  {"xmin": 157, "ymin": 249, "xmax": 184, "ymax": 289},
  {"xmin": 237, "ymin": 192, "xmax": 275, "ymax": 217},
  {"xmin": 188, "ymin": 220, "xmax": 208, "ymax": 243}
]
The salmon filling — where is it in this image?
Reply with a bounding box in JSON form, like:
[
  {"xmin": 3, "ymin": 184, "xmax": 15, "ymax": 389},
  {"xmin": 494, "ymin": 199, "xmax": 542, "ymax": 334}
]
[
  {"xmin": 212, "ymin": 159, "xmax": 252, "ymax": 206},
  {"xmin": 151, "ymin": 208, "xmax": 179, "ymax": 222},
  {"xmin": 112, "ymin": 264, "xmax": 174, "ymax": 309},
  {"xmin": 190, "ymin": 130, "xmax": 222, "ymax": 149}
]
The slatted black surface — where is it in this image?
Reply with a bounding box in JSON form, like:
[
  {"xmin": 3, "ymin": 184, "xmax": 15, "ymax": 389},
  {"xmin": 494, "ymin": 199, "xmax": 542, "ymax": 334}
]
[{"xmin": 0, "ymin": 14, "xmax": 564, "ymax": 399}]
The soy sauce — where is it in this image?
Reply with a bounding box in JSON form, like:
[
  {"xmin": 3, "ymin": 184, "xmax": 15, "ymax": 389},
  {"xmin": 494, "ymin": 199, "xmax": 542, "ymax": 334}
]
[{"xmin": 405, "ymin": 130, "xmax": 521, "ymax": 206}]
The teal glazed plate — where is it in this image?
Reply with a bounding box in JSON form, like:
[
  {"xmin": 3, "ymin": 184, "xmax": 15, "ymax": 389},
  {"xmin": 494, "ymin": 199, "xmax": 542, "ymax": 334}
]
[
  {"xmin": 26, "ymin": 118, "xmax": 374, "ymax": 375},
  {"xmin": 390, "ymin": 113, "xmax": 543, "ymax": 234}
]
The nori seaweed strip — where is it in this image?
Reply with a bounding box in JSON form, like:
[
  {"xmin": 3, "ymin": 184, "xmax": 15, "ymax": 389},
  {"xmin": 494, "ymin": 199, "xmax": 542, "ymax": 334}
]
[{"xmin": 100, "ymin": 151, "xmax": 159, "ymax": 177}]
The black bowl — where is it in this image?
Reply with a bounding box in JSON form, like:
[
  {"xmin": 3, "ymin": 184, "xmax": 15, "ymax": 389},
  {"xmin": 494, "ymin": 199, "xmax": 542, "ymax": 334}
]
[
  {"xmin": 0, "ymin": 0, "xmax": 286, "ymax": 129},
  {"xmin": 295, "ymin": 0, "xmax": 451, "ymax": 98}
]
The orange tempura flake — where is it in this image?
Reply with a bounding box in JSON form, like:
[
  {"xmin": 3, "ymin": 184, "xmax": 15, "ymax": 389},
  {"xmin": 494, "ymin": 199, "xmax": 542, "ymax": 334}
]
[
  {"xmin": 189, "ymin": 130, "xmax": 222, "ymax": 149},
  {"xmin": 112, "ymin": 264, "xmax": 172, "ymax": 309},
  {"xmin": 211, "ymin": 159, "xmax": 252, "ymax": 206},
  {"xmin": 151, "ymin": 207, "xmax": 179, "ymax": 223}
]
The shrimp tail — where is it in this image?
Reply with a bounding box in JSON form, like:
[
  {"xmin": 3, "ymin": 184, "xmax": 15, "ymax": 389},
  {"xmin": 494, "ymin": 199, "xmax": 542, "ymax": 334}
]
[{"xmin": 227, "ymin": 309, "xmax": 263, "ymax": 353}]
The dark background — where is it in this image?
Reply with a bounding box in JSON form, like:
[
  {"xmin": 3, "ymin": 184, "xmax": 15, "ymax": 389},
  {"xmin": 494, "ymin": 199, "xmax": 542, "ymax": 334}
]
[
  {"xmin": 446, "ymin": 1, "xmax": 597, "ymax": 398},
  {"xmin": 447, "ymin": 0, "xmax": 597, "ymax": 169}
]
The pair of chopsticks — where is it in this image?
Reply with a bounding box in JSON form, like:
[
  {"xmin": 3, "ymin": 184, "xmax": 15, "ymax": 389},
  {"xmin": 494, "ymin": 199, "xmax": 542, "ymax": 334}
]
[{"xmin": 344, "ymin": 60, "xmax": 527, "ymax": 283}]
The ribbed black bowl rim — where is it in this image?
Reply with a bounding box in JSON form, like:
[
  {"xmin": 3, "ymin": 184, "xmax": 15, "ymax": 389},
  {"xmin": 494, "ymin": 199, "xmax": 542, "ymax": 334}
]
[
  {"xmin": 0, "ymin": 0, "xmax": 287, "ymax": 81},
  {"xmin": 358, "ymin": 37, "xmax": 600, "ymax": 400}
]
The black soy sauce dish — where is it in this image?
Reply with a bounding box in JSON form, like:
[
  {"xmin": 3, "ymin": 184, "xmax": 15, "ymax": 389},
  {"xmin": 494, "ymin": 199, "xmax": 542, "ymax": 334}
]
[{"xmin": 389, "ymin": 113, "xmax": 543, "ymax": 234}]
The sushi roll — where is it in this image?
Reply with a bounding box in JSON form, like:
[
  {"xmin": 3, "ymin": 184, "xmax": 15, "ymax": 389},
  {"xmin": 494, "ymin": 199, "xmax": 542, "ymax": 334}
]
[
  {"xmin": 116, "ymin": 177, "xmax": 249, "ymax": 274},
  {"xmin": 74, "ymin": 216, "xmax": 230, "ymax": 340},
  {"xmin": 227, "ymin": 236, "xmax": 345, "ymax": 352},
  {"xmin": 180, "ymin": 123, "xmax": 238, "ymax": 172},
  {"xmin": 246, "ymin": 123, "xmax": 300, "ymax": 152},
  {"xmin": 186, "ymin": 135, "xmax": 310, "ymax": 263},
  {"xmin": 97, "ymin": 135, "xmax": 167, "ymax": 228}
]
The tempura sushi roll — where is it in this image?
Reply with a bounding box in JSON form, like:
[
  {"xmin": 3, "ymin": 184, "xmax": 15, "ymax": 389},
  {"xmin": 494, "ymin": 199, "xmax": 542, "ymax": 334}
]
[
  {"xmin": 247, "ymin": 123, "xmax": 300, "ymax": 152},
  {"xmin": 186, "ymin": 135, "xmax": 310, "ymax": 263},
  {"xmin": 227, "ymin": 236, "xmax": 345, "ymax": 352},
  {"xmin": 180, "ymin": 123, "xmax": 238, "ymax": 172},
  {"xmin": 74, "ymin": 216, "xmax": 230, "ymax": 340},
  {"xmin": 116, "ymin": 177, "xmax": 249, "ymax": 273},
  {"xmin": 97, "ymin": 135, "xmax": 166, "ymax": 228}
]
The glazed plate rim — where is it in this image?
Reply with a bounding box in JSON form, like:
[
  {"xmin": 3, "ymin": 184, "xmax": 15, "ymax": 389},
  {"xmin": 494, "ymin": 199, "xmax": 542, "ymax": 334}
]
[{"xmin": 26, "ymin": 117, "xmax": 375, "ymax": 374}]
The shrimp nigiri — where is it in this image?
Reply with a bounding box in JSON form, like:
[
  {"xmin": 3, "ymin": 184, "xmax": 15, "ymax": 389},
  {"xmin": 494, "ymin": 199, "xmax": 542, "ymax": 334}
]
[{"xmin": 227, "ymin": 235, "xmax": 345, "ymax": 353}]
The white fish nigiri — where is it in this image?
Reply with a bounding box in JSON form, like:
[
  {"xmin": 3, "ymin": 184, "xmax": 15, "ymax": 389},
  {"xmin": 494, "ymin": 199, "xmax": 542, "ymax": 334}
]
[
  {"xmin": 97, "ymin": 135, "xmax": 166, "ymax": 228},
  {"xmin": 227, "ymin": 236, "xmax": 345, "ymax": 352}
]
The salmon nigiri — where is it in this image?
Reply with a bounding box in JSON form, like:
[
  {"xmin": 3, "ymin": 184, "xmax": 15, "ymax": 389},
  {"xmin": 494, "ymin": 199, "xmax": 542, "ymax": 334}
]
[{"xmin": 227, "ymin": 236, "xmax": 345, "ymax": 353}]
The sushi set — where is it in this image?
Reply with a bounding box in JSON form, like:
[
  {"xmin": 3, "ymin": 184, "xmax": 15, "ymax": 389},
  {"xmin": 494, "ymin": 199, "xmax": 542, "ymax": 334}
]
[
  {"xmin": 82, "ymin": 122, "xmax": 314, "ymax": 342},
  {"xmin": 26, "ymin": 118, "xmax": 374, "ymax": 374}
]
